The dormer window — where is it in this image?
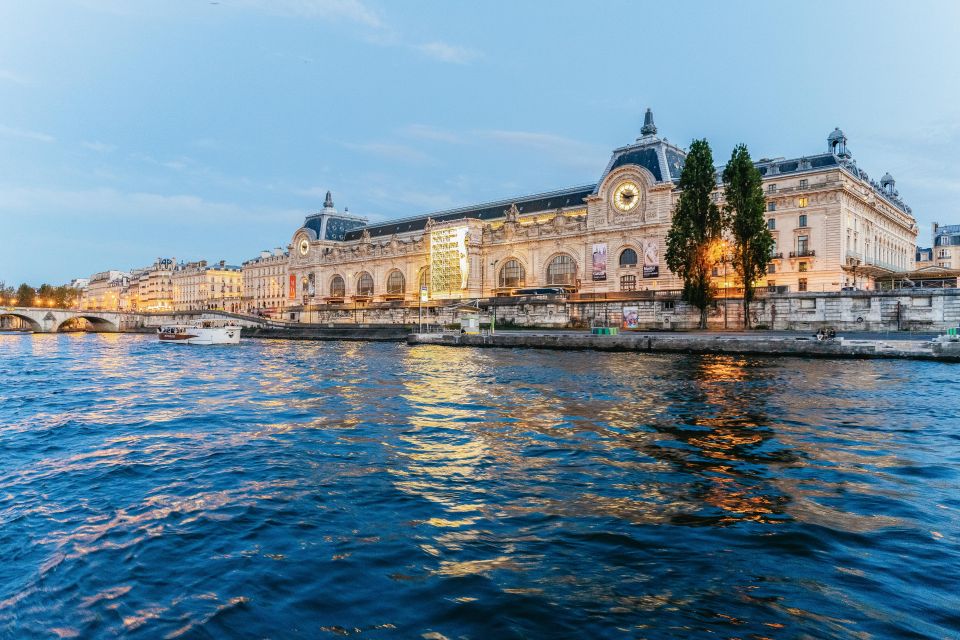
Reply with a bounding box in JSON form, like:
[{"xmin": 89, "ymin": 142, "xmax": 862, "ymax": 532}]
[{"xmin": 768, "ymin": 184, "xmax": 777, "ymax": 193}]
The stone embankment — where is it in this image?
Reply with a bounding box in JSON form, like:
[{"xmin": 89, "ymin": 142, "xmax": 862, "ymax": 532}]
[
  {"xmin": 408, "ymin": 332, "xmax": 960, "ymax": 362},
  {"xmin": 242, "ymin": 325, "xmax": 412, "ymax": 341}
]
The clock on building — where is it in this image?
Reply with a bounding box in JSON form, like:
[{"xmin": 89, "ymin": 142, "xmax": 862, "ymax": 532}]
[
  {"xmin": 612, "ymin": 181, "xmax": 641, "ymax": 212},
  {"xmin": 298, "ymin": 238, "xmax": 310, "ymax": 257}
]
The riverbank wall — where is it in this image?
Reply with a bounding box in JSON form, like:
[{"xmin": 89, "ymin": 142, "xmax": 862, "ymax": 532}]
[
  {"xmin": 408, "ymin": 331, "xmax": 960, "ymax": 362},
  {"xmin": 273, "ymin": 289, "xmax": 960, "ymax": 333}
]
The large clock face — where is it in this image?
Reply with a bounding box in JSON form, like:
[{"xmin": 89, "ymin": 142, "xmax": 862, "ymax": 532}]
[
  {"xmin": 298, "ymin": 238, "xmax": 310, "ymax": 256},
  {"xmin": 613, "ymin": 181, "xmax": 641, "ymax": 212}
]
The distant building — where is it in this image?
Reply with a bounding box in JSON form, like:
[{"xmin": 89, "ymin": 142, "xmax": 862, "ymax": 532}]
[
  {"xmin": 171, "ymin": 260, "xmax": 243, "ymax": 312},
  {"xmin": 135, "ymin": 257, "xmax": 176, "ymax": 312},
  {"xmin": 80, "ymin": 270, "xmax": 130, "ymax": 310},
  {"xmin": 929, "ymin": 223, "xmax": 960, "ymax": 270},
  {"xmin": 241, "ymin": 248, "xmax": 288, "ymax": 315},
  {"xmin": 287, "ymin": 111, "xmax": 919, "ymax": 302}
]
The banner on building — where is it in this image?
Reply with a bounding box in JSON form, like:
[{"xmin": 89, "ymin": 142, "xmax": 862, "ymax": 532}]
[
  {"xmin": 592, "ymin": 243, "xmax": 607, "ymax": 281},
  {"xmin": 622, "ymin": 306, "xmax": 639, "ymax": 329},
  {"xmin": 429, "ymin": 225, "xmax": 470, "ymax": 298},
  {"xmin": 307, "ymin": 273, "xmax": 316, "ymax": 296},
  {"xmin": 642, "ymin": 239, "xmax": 659, "ymax": 278},
  {"xmin": 289, "ymin": 274, "xmax": 296, "ymax": 299}
]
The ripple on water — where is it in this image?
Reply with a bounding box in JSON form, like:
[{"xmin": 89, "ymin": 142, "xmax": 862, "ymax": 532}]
[{"xmin": 0, "ymin": 335, "xmax": 958, "ymax": 639}]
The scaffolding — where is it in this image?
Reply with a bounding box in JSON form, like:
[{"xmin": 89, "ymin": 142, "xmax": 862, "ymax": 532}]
[{"xmin": 430, "ymin": 226, "xmax": 468, "ymax": 297}]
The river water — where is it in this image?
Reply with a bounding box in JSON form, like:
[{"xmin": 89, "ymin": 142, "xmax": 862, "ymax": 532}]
[{"xmin": 0, "ymin": 333, "xmax": 958, "ymax": 639}]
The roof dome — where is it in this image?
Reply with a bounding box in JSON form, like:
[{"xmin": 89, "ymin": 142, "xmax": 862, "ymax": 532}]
[{"xmin": 880, "ymin": 172, "xmax": 894, "ymax": 184}]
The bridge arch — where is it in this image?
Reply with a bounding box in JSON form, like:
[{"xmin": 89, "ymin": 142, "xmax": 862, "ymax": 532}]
[
  {"xmin": 0, "ymin": 312, "xmax": 43, "ymax": 332},
  {"xmin": 54, "ymin": 315, "xmax": 119, "ymax": 332}
]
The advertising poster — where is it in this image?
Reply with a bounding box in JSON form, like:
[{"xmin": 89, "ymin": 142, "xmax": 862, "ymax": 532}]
[
  {"xmin": 622, "ymin": 306, "xmax": 639, "ymax": 329},
  {"xmin": 592, "ymin": 243, "xmax": 607, "ymax": 281},
  {"xmin": 289, "ymin": 274, "xmax": 296, "ymax": 299},
  {"xmin": 643, "ymin": 239, "xmax": 660, "ymax": 278}
]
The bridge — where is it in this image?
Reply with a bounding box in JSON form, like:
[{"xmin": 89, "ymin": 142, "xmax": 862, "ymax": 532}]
[
  {"xmin": 0, "ymin": 307, "xmax": 130, "ymax": 332},
  {"xmin": 0, "ymin": 307, "xmax": 284, "ymax": 333}
]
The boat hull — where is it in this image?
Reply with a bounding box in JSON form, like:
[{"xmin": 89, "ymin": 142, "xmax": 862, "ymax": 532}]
[{"xmin": 158, "ymin": 324, "xmax": 241, "ymax": 345}]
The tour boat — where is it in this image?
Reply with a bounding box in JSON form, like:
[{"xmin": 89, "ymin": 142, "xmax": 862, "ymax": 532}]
[{"xmin": 157, "ymin": 318, "xmax": 241, "ymax": 345}]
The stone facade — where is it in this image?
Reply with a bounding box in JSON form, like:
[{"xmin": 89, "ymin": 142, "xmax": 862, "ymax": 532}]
[
  {"xmin": 134, "ymin": 258, "xmax": 176, "ymax": 312},
  {"xmin": 241, "ymin": 249, "xmax": 289, "ymax": 316},
  {"xmin": 287, "ymin": 111, "xmax": 918, "ymax": 310},
  {"xmin": 918, "ymin": 224, "xmax": 960, "ymax": 270},
  {"xmin": 171, "ymin": 260, "xmax": 243, "ymax": 312},
  {"xmin": 80, "ymin": 270, "xmax": 130, "ymax": 311}
]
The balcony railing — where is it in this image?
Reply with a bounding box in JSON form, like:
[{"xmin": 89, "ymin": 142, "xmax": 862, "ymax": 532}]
[
  {"xmin": 789, "ymin": 250, "xmax": 816, "ymax": 258},
  {"xmin": 770, "ymin": 252, "xmax": 783, "ymax": 260}
]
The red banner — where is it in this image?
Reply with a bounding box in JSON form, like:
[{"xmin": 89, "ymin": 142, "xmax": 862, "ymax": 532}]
[{"xmin": 289, "ymin": 274, "xmax": 296, "ymax": 300}]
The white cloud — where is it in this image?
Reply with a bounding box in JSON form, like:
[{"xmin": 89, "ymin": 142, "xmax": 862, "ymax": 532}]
[
  {"xmin": 0, "ymin": 185, "xmax": 300, "ymax": 224},
  {"xmin": 400, "ymin": 124, "xmax": 463, "ymax": 144},
  {"xmin": 82, "ymin": 140, "xmax": 117, "ymax": 153},
  {"xmin": 235, "ymin": 0, "xmax": 382, "ymax": 28},
  {"xmin": 0, "ymin": 69, "xmax": 29, "ymax": 85},
  {"xmin": 0, "ymin": 124, "xmax": 55, "ymax": 143},
  {"xmin": 479, "ymin": 129, "xmax": 608, "ymax": 169},
  {"xmin": 415, "ymin": 41, "xmax": 479, "ymax": 64},
  {"xmin": 343, "ymin": 141, "xmax": 433, "ymax": 164}
]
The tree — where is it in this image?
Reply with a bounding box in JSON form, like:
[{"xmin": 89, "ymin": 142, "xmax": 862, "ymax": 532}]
[
  {"xmin": 723, "ymin": 144, "xmax": 774, "ymax": 329},
  {"xmin": 37, "ymin": 283, "xmax": 55, "ymax": 305},
  {"xmin": 16, "ymin": 283, "xmax": 35, "ymax": 306},
  {"xmin": 666, "ymin": 139, "xmax": 725, "ymax": 329}
]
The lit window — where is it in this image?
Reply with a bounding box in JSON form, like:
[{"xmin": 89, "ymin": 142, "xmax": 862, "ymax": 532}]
[
  {"xmin": 546, "ymin": 254, "xmax": 576, "ymax": 286},
  {"xmin": 799, "ymin": 262, "xmax": 808, "ymax": 272},
  {"xmin": 798, "ymin": 278, "xmax": 808, "ymax": 292},
  {"xmin": 417, "ymin": 268, "xmax": 431, "ymax": 295},
  {"xmin": 386, "ymin": 270, "xmax": 405, "ymax": 295},
  {"xmin": 620, "ymin": 275, "xmax": 636, "ymax": 291},
  {"xmin": 619, "ymin": 248, "xmax": 638, "ymax": 267},
  {"xmin": 498, "ymin": 259, "xmax": 525, "ymax": 288},
  {"xmin": 798, "ymin": 197, "xmax": 808, "ymax": 208},
  {"xmin": 330, "ymin": 275, "xmax": 345, "ymax": 297},
  {"xmin": 357, "ymin": 272, "xmax": 374, "ymax": 296}
]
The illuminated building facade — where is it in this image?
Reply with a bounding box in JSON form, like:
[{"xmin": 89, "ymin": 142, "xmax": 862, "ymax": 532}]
[
  {"xmin": 80, "ymin": 270, "xmax": 130, "ymax": 311},
  {"xmin": 135, "ymin": 258, "xmax": 176, "ymax": 312},
  {"xmin": 171, "ymin": 260, "xmax": 243, "ymax": 312},
  {"xmin": 286, "ymin": 110, "xmax": 918, "ymax": 305},
  {"xmin": 241, "ymin": 248, "xmax": 289, "ymax": 315}
]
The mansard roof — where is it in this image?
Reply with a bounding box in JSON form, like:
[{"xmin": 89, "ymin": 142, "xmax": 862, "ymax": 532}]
[
  {"xmin": 755, "ymin": 152, "xmax": 913, "ymax": 215},
  {"xmin": 342, "ymin": 184, "xmax": 595, "ymax": 241}
]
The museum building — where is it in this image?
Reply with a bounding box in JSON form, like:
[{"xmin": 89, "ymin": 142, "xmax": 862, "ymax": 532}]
[{"xmin": 287, "ymin": 110, "xmax": 919, "ymax": 309}]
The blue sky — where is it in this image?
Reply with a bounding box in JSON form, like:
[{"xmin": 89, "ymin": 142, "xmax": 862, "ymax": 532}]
[{"xmin": 2, "ymin": 0, "xmax": 958, "ymax": 285}]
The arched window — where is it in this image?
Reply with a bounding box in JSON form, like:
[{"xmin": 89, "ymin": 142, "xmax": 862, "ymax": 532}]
[
  {"xmin": 619, "ymin": 248, "xmax": 638, "ymax": 267},
  {"xmin": 386, "ymin": 270, "xmax": 405, "ymax": 295},
  {"xmin": 498, "ymin": 259, "xmax": 525, "ymax": 288},
  {"xmin": 357, "ymin": 272, "xmax": 374, "ymax": 296},
  {"xmin": 546, "ymin": 254, "xmax": 576, "ymax": 286},
  {"xmin": 330, "ymin": 275, "xmax": 345, "ymax": 297}
]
